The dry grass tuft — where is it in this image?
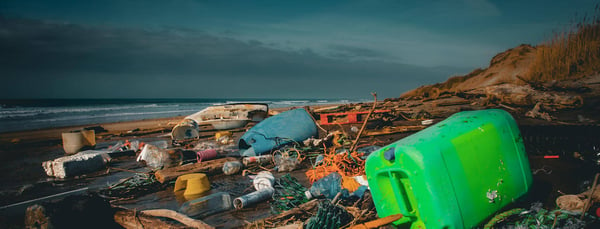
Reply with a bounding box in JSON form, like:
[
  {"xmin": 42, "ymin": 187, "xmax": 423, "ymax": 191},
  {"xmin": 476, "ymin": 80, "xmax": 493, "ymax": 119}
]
[{"xmin": 525, "ymin": 4, "xmax": 600, "ymax": 82}]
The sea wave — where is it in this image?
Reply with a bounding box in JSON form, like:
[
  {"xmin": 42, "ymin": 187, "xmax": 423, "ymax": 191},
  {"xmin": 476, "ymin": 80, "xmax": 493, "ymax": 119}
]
[
  {"xmin": 29, "ymin": 109, "xmax": 198, "ymax": 123},
  {"xmin": 0, "ymin": 103, "xmax": 177, "ymax": 118}
]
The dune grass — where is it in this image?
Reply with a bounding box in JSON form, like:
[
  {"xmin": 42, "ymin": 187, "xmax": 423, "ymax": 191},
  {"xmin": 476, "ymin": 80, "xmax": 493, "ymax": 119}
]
[{"xmin": 526, "ymin": 4, "xmax": 600, "ymax": 82}]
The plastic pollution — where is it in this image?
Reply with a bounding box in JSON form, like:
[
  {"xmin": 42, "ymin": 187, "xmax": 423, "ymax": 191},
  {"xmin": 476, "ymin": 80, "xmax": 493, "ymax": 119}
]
[
  {"xmin": 233, "ymin": 187, "xmax": 274, "ymax": 209},
  {"xmin": 61, "ymin": 130, "xmax": 96, "ymax": 154},
  {"xmin": 215, "ymin": 131, "xmax": 233, "ymax": 145},
  {"xmin": 238, "ymin": 108, "xmax": 318, "ymax": 156},
  {"xmin": 137, "ymin": 144, "xmax": 180, "ymax": 169},
  {"xmin": 253, "ymin": 171, "xmax": 275, "ymax": 190},
  {"xmin": 171, "ymin": 119, "xmax": 200, "ymax": 142},
  {"xmin": 242, "ymin": 155, "xmax": 273, "ymax": 166},
  {"xmin": 355, "ymin": 145, "xmax": 382, "ymax": 157},
  {"xmin": 222, "ymin": 161, "xmax": 243, "ymax": 175},
  {"xmin": 273, "ymin": 148, "xmax": 301, "ymax": 172},
  {"xmin": 305, "ymin": 172, "xmax": 343, "ymax": 200},
  {"xmin": 179, "ymin": 192, "xmax": 232, "ymax": 218},
  {"xmin": 366, "ymin": 109, "xmax": 533, "ymax": 228},
  {"xmin": 42, "ymin": 151, "xmax": 110, "ymax": 179},
  {"xmin": 196, "ymin": 149, "xmax": 218, "ymax": 162},
  {"xmin": 174, "ymin": 173, "xmax": 211, "ymax": 199}
]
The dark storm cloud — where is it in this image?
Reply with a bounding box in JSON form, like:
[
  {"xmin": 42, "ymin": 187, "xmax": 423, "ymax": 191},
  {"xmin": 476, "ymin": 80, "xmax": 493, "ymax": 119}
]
[{"xmin": 0, "ymin": 16, "xmax": 467, "ymax": 98}]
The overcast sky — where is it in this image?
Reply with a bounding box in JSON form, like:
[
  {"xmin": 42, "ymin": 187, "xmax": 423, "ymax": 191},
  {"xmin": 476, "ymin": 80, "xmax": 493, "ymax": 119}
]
[{"xmin": 0, "ymin": 0, "xmax": 596, "ymax": 99}]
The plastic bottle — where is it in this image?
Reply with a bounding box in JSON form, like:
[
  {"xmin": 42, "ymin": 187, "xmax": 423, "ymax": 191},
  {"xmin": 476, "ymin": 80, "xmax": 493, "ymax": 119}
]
[
  {"xmin": 179, "ymin": 192, "xmax": 232, "ymax": 218},
  {"xmin": 233, "ymin": 187, "xmax": 274, "ymax": 209},
  {"xmin": 222, "ymin": 161, "xmax": 243, "ymax": 175},
  {"xmin": 305, "ymin": 172, "xmax": 343, "ymax": 200},
  {"xmin": 242, "ymin": 155, "xmax": 273, "ymax": 166}
]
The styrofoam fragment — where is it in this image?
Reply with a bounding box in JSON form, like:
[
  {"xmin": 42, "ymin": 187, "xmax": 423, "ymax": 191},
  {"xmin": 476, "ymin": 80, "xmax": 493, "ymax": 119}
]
[{"xmin": 42, "ymin": 151, "xmax": 111, "ymax": 179}]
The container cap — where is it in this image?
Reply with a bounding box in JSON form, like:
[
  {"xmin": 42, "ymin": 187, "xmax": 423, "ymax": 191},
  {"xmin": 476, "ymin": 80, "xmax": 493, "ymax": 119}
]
[{"xmin": 305, "ymin": 190, "xmax": 313, "ymax": 199}]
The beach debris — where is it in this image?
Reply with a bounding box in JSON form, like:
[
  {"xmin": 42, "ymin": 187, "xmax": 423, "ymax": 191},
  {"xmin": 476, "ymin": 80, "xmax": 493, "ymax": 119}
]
[
  {"xmin": 303, "ymin": 132, "xmax": 335, "ymax": 148},
  {"xmin": 556, "ymin": 195, "xmax": 585, "ymax": 212},
  {"xmin": 98, "ymin": 173, "xmax": 166, "ymax": 200},
  {"xmin": 233, "ymin": 187, "xmax": 274, "ymax": 209},
  {"xmin": 421, "ymin": 119, "xmax": 434, "ymax": 125},
  {"xmin": 154, "ymin": 157, "xmax": 238, "ymax": 183},
  {"xmin": 172, "ymin": 103, "xmax": 268, "ymax": 142},
  {"xmin": 525, "ymin": 102, "xmax": 553, "ymax": 121},
  {"xmin": 271, "ymin": 174, "xmax": 309, "ymax": 213},
  {"xmin": 253, "ymin": 171, "xmax": 275, "ymax": 190},
  {"xmin": 305, "ymin": 172, "xmax": 343, "ymax": 200},
  {"xmin": 304, "ymin": 200, "xmax": 353, "ymax": 229},
  {"xmin": 179, "ymin": 192, "xmax": 233, "ymax": 218},
  {"xmin": 174, "ymin": 173, "xmax": 211, "ymax": 199},
  {"xmin": 243, "ymin": 154, "xmax": 273, "ymax": 166},
  {"xmin": 238, "ymin": 108, "xmax": 317, "ymax": 156},
  {"xmin": 115, "ymin": 209, "xmax": 205, "ymax": 229},
  {"xmin": 137, "ymin": 209, "xmax": 214, "ymax": 229},
  {"xmin": 222, "ymin": 161, "xmax": 243, "ymax": 175},
  {"xmin": 230, "ymin": 171, "xmax": 275, "ymax": 209},
  {"xmin": 348, "ymin": 214, "xmax": 404, "ymax": 229},
  {"xmin": 61, "ymin": 129, "xmax": 96, "ymax": 154},
  {"xmin": 136, "ymin": 143, "xmax": 181, "ymax": 169},
  {"xmin": 318, "ymin": 109, "xmax": 390, "ymax": 125},
  {"xmin": 273, "ymin": 146, "xmax": 303, "ymax": 172},
  {"xmin": 487, "ymin": 203, "xmax": 590, "ymax": 228},
  {"xmin": 365, "ymin": 109, "xmax": 532, "ymax": 228},
  {"xmin": 215, "ymin": 131, "xmax": 233, "ymax": 144},
  {"xmin": 196, "ymin": 149, "xmax": 218, "ymax": 162},
  {"xmin": 42, "ymin": 150, "xmax": 111, "ymax": 179},
  {"xmin": 306, "ymin": 151, "xmax": 366, "ymax": 184}
]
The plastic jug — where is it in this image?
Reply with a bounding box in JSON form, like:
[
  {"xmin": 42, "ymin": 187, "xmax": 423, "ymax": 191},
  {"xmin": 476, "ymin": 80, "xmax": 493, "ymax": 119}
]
[{"xmin": 365, "ymin": 109, "xmax": 533, "ymax": 228}]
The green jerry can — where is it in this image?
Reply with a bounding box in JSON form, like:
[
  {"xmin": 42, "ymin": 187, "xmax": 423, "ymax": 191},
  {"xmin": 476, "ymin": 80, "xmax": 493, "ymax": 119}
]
[{"xmin": 365, "ymin": 109, "xmax": 532, "ymax": 228}]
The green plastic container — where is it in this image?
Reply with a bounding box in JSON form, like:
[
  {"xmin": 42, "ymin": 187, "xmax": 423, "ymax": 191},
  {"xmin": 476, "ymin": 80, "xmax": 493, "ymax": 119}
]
[{"xmin": 365, "ymin": 109, "xmax": 532, "ymax": 229}]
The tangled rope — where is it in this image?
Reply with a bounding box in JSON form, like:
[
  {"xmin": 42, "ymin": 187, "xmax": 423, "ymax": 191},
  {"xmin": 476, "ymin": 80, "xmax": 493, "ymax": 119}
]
[{"xmin": 305, "ymin": 148, "xmax": 366, "ymax": 184}]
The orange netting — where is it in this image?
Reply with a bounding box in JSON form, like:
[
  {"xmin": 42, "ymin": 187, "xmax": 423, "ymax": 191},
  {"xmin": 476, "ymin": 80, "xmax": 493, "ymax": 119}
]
[{"xmin": 305, "ymin": 149, "xmax": 366, "ymax": 184}]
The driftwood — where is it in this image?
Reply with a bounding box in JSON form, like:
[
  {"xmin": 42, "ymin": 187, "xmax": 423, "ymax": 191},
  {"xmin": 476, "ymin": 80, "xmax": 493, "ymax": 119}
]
[
  {"xmin": 257, "ymin": 199, "xmax": 320, "ymax": 227},
  {"xmin": 365, "ymin": 126, "xmax": 425, "ymax": 136},
  {"xmin": 155, "ymin": 157, "xmax": 238, "ymax": 183},
  {"xmin": 114, "ymin": 209, "xmax": 190, "ymax": 229},
  {"xmin": 142, "ymin": 209, "xmax": 214, "ymax": 229},
  {"xmin": 348, "ymin": 214, "xmax": 403, "ymax": 229}
]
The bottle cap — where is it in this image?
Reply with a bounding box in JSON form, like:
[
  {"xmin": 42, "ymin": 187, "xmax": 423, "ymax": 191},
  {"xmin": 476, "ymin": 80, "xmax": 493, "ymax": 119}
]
[{"xmin": 305, "ymin": 190, "xmax": 313, "ymax": 199}]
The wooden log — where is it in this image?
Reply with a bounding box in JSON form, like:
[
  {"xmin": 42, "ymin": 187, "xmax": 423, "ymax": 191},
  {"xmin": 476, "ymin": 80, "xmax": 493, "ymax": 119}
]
[
  {"xmin": 155, "ymin": 157, "xmax": 238, "ymax": 183},
  {"xmin": 142, "ymin": 209, "xmax": 214, "ymax": 229},
  {"xmin": 114, "ymin": 209, "xmax": 190, "ymax": 229}
]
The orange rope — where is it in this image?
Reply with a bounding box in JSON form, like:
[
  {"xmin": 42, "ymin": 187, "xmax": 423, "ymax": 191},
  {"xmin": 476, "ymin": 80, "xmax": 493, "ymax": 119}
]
[{"xmin": 305, "ymin": 148, "xmax": 366, "ymax": 184}]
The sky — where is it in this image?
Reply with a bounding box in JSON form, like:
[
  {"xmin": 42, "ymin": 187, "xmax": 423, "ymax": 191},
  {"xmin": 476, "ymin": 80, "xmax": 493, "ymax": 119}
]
[{"xmin": 0, "ymin": 0, "xmax": 597, "ymax": 99}]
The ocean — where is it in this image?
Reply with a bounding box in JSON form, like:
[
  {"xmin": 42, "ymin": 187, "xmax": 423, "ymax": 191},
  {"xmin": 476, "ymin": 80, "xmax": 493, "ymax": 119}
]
[{"xmin": 0, "ymin": 98, "xmax": 364, "ymax": 133}]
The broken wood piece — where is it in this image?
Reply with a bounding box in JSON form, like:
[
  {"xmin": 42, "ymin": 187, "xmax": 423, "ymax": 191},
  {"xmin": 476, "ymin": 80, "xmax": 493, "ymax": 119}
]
[
  {"xmin": 255, "ymin": 199, "xmax": 320, "ymax": 227},
  {"xmin": 348, "ymin": 214, "xmax": 403, "ymax": 229},
  {"xmin": 114, "ymin": 209, "xmax": 190, "ymax": 229},
  {"xmin": 141, "ymin": 209, "xmax": 214, "ymax": 229},
  {"xmin": 365, "ymin": 126, "xmax": 425, "ymax": 136},
  {"xmin": 155, "ymin": 157, "xmax": 238, "ymax": 183}
]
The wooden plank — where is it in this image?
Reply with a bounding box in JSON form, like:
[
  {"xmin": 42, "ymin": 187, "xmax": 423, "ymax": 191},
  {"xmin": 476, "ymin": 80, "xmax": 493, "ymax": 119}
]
[{"xmin": 155, "ymin": 157, "xmax": 238, "ymax": 183}]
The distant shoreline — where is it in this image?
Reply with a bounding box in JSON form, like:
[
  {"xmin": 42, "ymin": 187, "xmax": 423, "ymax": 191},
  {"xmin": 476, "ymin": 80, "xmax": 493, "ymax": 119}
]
[{"xmin": 0, "ymin": 103, "xmax": 348, "ymax": 144}]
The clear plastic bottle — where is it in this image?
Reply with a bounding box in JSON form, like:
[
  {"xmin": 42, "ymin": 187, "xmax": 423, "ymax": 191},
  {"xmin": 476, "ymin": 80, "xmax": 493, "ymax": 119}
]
[
  {"xmin": 305, "ymin": 172, "xmax": 343, "ymax": 199},
  {"xmin": 179, "ymin": 192, "xmax": 232, "ymax": 218},
  {"xmin": 222, "ymin": 161, "xmax": 243, "ymax": 175}
]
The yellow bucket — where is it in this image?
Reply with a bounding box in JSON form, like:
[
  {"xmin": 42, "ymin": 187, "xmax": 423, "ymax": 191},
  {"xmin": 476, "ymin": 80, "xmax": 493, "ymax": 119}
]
[{"xmin": 174, "ymin": 173, "xmax": 211, "ymax": 198}]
